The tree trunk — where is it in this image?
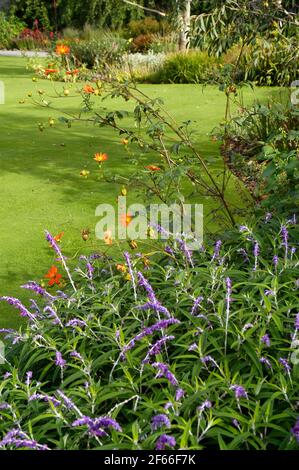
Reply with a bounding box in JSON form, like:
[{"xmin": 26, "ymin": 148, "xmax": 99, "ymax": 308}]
[{"xmin": 179, "ymin": 0, "xmax": 192, "ymax": 51}]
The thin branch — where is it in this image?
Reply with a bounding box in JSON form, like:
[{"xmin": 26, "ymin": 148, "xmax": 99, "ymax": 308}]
[{"xmin": 121, "ymin": 0, "xmax": 168, "ymax": 17}]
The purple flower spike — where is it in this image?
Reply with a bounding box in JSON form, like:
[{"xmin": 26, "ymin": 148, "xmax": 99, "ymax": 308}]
[
  {"xmin": 155, "ymin": 434, "xmax": 176, "ymax": 450},
  {"xmin": 273, "ymin": 255, "xmax": 279, "ymax": 267},
  {"xmin": 261, "ymin": 334, "xmax": 271, "ymax": 347},
  {"xmin": 152, "ymin": 362, "xmax": 178, "ymax": 386},
  {"xmin": 0, "ymin": 296, "xmax": 34, "ymax": 320},
  {"xmin": 295, "ymin": 313, "xmax": 299, "ymax": 330},
  {"xmin": 191, "ymin": 296, "xmax": 204, "ymax": 316},
  {"xmin": 197, "ymin": 400, "xmax": 212, "ymax": 412},
  {"xmin": 55, "ymin": 351, "xmax": 66, "ymax": 369},
  {"xmin": 151, "ymin": 414, "xmax": 171, "ymax": 431},
  {"xmin": 291, "ymin": 418, "xmax": 299, "ymax": 443},
  {"xmin": 279, "ymin": 358, "xmax": 291, "ymax": 373},
  {"xmin": 212, "ymin": 240, "xmax": 222, "ymax": 260},
  {"xmin": 260, "ymin": 357, "xmax": 272, "ymax": 369},
  {"xmin": 72, "ymin": 416, "xmax": 122, "ymax": 437},
  {"xmin": 230, "ymin": 385, "xmax": 248, "ymax": 400},
  {"xmin": 175, "ymin": 388, "xmax": 185, "ymax": 401}
]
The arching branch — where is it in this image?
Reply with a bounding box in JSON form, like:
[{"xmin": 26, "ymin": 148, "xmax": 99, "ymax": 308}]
[{"xmin": 121, "ymin": 0, "xmax": 168, "ymax": 17}]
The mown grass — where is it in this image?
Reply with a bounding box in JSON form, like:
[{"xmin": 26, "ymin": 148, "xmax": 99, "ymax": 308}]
[{"xmin": 0, "ymin": 56, "xmax": 279, "ymax": 327}]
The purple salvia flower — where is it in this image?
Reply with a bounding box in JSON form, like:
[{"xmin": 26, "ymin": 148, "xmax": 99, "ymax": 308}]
[
  {"xmin": 281, "ymin": 225, "xmax": 289, "ymax": 260},
  {"xmin": 201, "ymin": 355, "xmax": 218, "ymax": 368},
  {"xmin": 137, "ymin": 272, "xmax": 156, "ymax": 302},
  {"xmin": 279, "ymin": 357, "xmax": 291, "ymax": 373},
  {"xmin": 242, "ymin": 323, "xmax": 254, "ymax": 333},
  {"xmin": 232, "ymin": 418, "xmax": 240, "ymax": 429},
  {"xmin": 0, "ymin": 429, "xmax": 50, "ymax": 450},
  {"xmin": 295, "ymin": 313, "xmax": 299, "ymax": 330},
  {"xmin": 265, "ymin": 289, "xmax": 274, "ymax": 296},
  {"xmin": 273, "ymin": 255, "xmax": 279, "ymax": 267},
  {"xmin": 177, "ymin": 238, "xmax": 193, "ymax": 266},
  {"xmin": 86, "ymin": 262, "xmax": 94, "ymax": 280},
  {"xmin": 260, "ymin": 357, "xmax": 272, "ymax": 369},
  {"xmin": 291, "ymin": 418, "xmax": 299, "ymax": 443},
  {"xmin": 0, "ymin": 296, "xmax": 35, "ymax": 320},
  {"xmin": 261, "ymin": 334, "xmax": 271, "ymax": 347},
  {"xmin": 197, "ymin": 400, "xmax": 212, "ymax": 412},
  {"xmin": 72, "ymin": 416, "xmax": 122, "ymax": 437},
  {"xmin": 66, "ymin": 318, "xmax": 87, "ymax": 328},
  {"xmin": 175, "ymin": 388, "xmax": 185, "ymax": 401},
  {"xmin": 137, "ymin": 300, "xmax": 171, "ymax": 318},
  {"xmin": 164, "ymin": 402, "xmax": 173, "ymax": 410},
  {"xmin": 225, "ymin": 277, "xmax": 232, "ymax": 353},
  {"xmin": 239, "ymin": 225, "xmax": 249, "ymax": 232},
  {"xmin": 238, "ymin": 248, "xmax": 249, "ymax": 262},
  {"xmin": 152, "ymin": 362, "xmax": 178, "ymax": 386},
  {"xmin": 191, "ymin": 296, "xmax": 203, "ymax": 316},
  {"xmin": 26, "ymin": 371, "xmax": 33, "ymax": 386},
  {"xmin": 165, "ymin": 246, "xmax": 174, "ymax": 256},
  {"xmin": 253, "ymin": 241, "xmax": 260, "ymax": 271},
  {"xmin": 188, "ymin": 343, "xmax": 198, "ymax": 352},
  {"xmin": 44, "ymin": 306, "xmax": 63, "ymax": 327},
  {"xmin": 151, "ymin": 414, "xmax": 171, "ymax": 431},
  {"xmin": 122, "ymin": 318, "xmax": 180, "ymax": 355},
  {"xmin": 55, "ymin": 351, "xmax": 66, "ymax": 369},
  {"xmin": 3, "ymin": 372, "xmax": 12, "ymax": 379},
  {"xmin": 56, "ymin": 390, "xmax": 76, "ymax": 410},
  {"xmin": 21, "ymin": 282, "xmax": 55, "ymax": 300},
  {"xmin": 142, "ymin": 336, "xmax": 175, "ymax": 364},
  {"xmin": 212, "ymin": 240, "xmax": 222, "ymax": 260},
  {"xmin": 70, "ymin": 351, "xmax": 84, "ymax": 361},
  {"xmin": 155, "ymin": 434, "xmax": 176, "ymax": 450},
  {"xmin": 0, "ymin": 403, "xmax": 10, "ymax": 410},
  {"xmin": 230, "ymin": 385, "xmax": 248, "ymax": 400}
]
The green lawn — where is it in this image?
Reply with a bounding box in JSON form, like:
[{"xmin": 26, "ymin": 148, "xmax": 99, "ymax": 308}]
[{"xmin": 0, "ymin": 56, "xmax": 279, "ymax": 328}]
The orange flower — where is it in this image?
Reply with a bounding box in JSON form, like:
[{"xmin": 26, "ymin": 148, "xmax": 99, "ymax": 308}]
[
  {"xmin": 94, "ymin": 152, "xmax": 108, "ymax": 163},
  {"xmin": 45, "ymin": 68, "xmax": 59, "ymax": 75},
  {"xmin": 116, "ymin": 264, "xmax": 127, "ymax": 273},
  {"xmin": 121, "ymin": 138, "xmax": 129, "ymax": 145},
  {"xmin": 145, "ymin": 165, "xmax": 161, "ymax": 171},
  {"xmin": 45, "ymin": 265, "xmax": 62, "ymax": 287},
  {"xmin": 83, "ymin": 84, "xmax": 95, "ymax": 94},
  {"xmin": 121, "ymin": 213, "xmax": 133, "ymax": 227},
  {"xmin": 66, "ymin": 69, "xmax": 79, "ymax": 75},
  {"xmin": 53, "ymin": 232, "xmax": 64, "ymax": 243},
  {"xmin": 104, "ymin": 230, "xmax": 113, "ymax": 245},
  {"xmin": 55, "ymin": 44, "xmax": 70, "ymax": 55}
]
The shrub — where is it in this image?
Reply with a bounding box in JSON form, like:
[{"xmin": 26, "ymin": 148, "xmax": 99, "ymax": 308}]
[
  {"xmin": 0, "ymin": 12, "xmax": 25, "ymax": 49},
  {"xmin": 130, "ymin": 33, "xmax": 154, "ymax": 53},
  {"xmin": 150, "ymin": 51, "xmax": 220, "ymax": 84},
  {"xmin": 128, "ymin": 17, "xmax": 161, "ymax": 37},
  {"xmin": 68, "ymin": 35, "xmax": 128, "ymax": 69},
  {"xmin": 216, "ymin": 100, "xmax": 299, "ymax": 214},
  {"xmin": 0, "ymin": 217, "xmax": 299, "ymax": 450}
]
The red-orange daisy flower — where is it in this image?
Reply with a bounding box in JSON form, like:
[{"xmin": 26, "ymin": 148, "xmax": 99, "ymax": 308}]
[
  {"xmin": 145, "ymin": 165, "xmax": 161, "ymax": 171},
  {"xmin": 45, "ymin": 266, "xmax": 62, "ymax": 287},
  {"xmin": 45, "ymin": 68, "xmax": 59, "ymax": 75},
  {"xmin": 55, "ymin": 44, "xmax": 70, "ymax": 55},
  {"xmin": 53, "ymin": 232, "xmax": 64, "ymax": 243},
  {"xmin": 66, "ymin": 69, "xmax": 80, "ymax": 75},
  {"xmin": 83, "ymin": 84, "xmax": 95, "ymax": 94},
  {"xmin": 94, "ymin": 152, "xmax": 108, "ymax": 163}
]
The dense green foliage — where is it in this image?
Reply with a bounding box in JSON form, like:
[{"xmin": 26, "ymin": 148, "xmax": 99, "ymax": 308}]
[
  {"xmin": 0, "ymin": 216, "xmax": 299, "ymax": 450},
  {"xmin": 0, "ymin": 11, "xmax": 24, "ymax": 48}
]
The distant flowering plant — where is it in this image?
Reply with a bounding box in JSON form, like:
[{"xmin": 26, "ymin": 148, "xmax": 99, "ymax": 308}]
[{"xmin": 0, "ymin": 215, "xmax": 298, "ymax": 450}]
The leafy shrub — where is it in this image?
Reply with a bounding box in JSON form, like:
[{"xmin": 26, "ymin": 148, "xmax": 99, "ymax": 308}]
[
  {"xmin": 130, "ymin": 33, "xmax": 155, "ymax": 53},
  {"xmin": 12, "ymin": 26, "xmax": 53, "ymax": 50},
  {"xmin": 0, "ymin": 12, "xmax": 25, "ymax": 49},
  {"xmin": 0, "ymin": 218, "xmax": 299, "ymax": 450},
  {"xmin": 150, "ymin": 51, "xmax": 220, "ymax": 84},
  {"xmin": 216, "ymin": 100, "xmax": 299, "ymax": 214},
  {"xmin": 128, "ymin": 17, "xmax": 161, "ymax": 37},
  {"xmin": 68, "ymin": 35, "xmax": 128, "ymax": 69}
]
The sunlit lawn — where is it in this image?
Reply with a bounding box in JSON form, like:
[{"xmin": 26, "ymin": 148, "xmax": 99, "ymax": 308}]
[{"xmin": 0, "ymin": 56, "xmax": 280, "ymax": 327}]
